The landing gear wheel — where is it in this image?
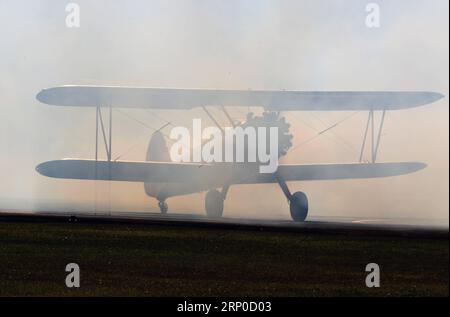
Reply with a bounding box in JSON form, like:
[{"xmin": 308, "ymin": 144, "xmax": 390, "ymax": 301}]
[
  {"xmin": 205, "ymin": 189, "xmax": 224, "ymax": 218},
  {"xmin": 158, "ymin": 201, "xmax": 168, "ymax": 214},
  {"xmin": 290, "ymin": 191, "xmax": 308, "ymax": 222}
]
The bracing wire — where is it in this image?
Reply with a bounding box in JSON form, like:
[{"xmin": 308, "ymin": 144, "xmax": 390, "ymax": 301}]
[
  {"xmin": 289, "ymin": 111, "xmax": 359, "ymax": 152},
  {"xmin": 112, "ymin": 109, "xmax": 174, "ymax": 161}
]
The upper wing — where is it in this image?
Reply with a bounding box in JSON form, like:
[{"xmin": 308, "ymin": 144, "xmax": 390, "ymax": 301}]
[
  {"xmin": 36, "ymin": 86, "xmax": 443, "ymax": 111},
  {"xmin": 36, "ymin": 159, "xmax": 426, "ymax": 185}
]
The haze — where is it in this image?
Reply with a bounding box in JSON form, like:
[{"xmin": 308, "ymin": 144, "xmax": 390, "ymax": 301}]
[{"xmin": 0, "ymin": 0, "xmax": 448, "ymax": 224}]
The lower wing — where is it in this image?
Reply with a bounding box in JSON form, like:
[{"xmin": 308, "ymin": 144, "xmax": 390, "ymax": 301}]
[{"xmin": 36, "ymin": 159, "xmax": 426, "ymax": 185}]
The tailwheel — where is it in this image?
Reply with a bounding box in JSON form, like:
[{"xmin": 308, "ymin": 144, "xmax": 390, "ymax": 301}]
[
  {"xmin": 205, "ymin": 189, "xmax": 224, "ymax": 218},
  {"xmin": 158, "ymin": 200, "xmax": 168, "ymax": 214},
  {"xmin": 290, "ymin": 191, "xmax": 308, "ymax": 222}
]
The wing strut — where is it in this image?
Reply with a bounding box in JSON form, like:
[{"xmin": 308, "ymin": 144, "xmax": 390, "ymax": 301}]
[
  {"xmin": 202, "ymin": 106, "xmax": 224, "ymax": 133},
  {"xmin": 359, "ymin": 109, "xmax": 386, "ymax": 163},
  {"xmin": 95, "ymin": 105, "xmax": 113, "ymax": 162},
  {"xmin": 201, "ymin": 105, "xmax": 237, "ymax": 198},
  {"xmin": 221, "ymin": 106, "xmax": 236, "ymax": 127}
]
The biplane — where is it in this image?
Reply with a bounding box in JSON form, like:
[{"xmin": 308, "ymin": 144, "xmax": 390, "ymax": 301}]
[{"xmin": 35, "ymin": 86, "xmax": 443, "ymax": 221}]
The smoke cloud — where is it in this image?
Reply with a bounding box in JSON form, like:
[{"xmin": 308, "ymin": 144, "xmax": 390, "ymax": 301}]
[{"xmin": 0, "ymin": 0, "xmax": 448, "ymax": 225}]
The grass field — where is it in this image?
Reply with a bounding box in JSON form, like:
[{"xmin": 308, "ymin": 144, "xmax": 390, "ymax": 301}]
[{"xmin": 0, "ymin": 220, "xmax": 447, "ymax": 296}]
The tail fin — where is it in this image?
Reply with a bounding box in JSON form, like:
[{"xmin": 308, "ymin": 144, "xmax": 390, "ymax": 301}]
[{"xmin": 146, "ymin": 131, "xmax": 170, "ymax": 162}]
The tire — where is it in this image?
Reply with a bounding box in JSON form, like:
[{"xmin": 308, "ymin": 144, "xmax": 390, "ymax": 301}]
[
  {"xmin": 290, "ymin": 191, "xmax": 308, "ymax": 222},
  {"xmin": 205, "ymin": 189, "xmax": 224, "ymax": 218}
]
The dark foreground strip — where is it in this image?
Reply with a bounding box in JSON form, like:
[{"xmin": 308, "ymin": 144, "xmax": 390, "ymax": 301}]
[
  {"xmin": 0, "ymin": 297, "xmax": 447, "ymax": 313},
  {"xmin": 0, "ymin": 211, "xmax": 447, "ymax": 239}
]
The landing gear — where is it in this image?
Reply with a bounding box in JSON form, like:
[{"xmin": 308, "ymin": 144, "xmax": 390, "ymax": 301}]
[
  {"xmin": 205, "ymin": 189, "xmax": 224, "ymax": 218},
  {"xmin": 289, "ymin": 191, "xmax": 308, "ymax": 222},
  {"xmin": 158, "ymin": 200, "xmax": 168, "ymax": 214},
  {"xmin": 276, "ymin": 174, "xmax": 309, "ymax": 222}
]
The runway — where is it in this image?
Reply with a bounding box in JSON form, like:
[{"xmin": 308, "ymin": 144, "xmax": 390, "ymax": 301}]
[{"xmin": 0, "ymin": 210, "xmax": 447, "ymax": 239}]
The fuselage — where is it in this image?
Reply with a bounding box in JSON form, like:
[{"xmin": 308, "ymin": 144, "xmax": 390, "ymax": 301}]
[{"xmin": 144, "ymin": 131, "xmax": 207, "ymax": 200}]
